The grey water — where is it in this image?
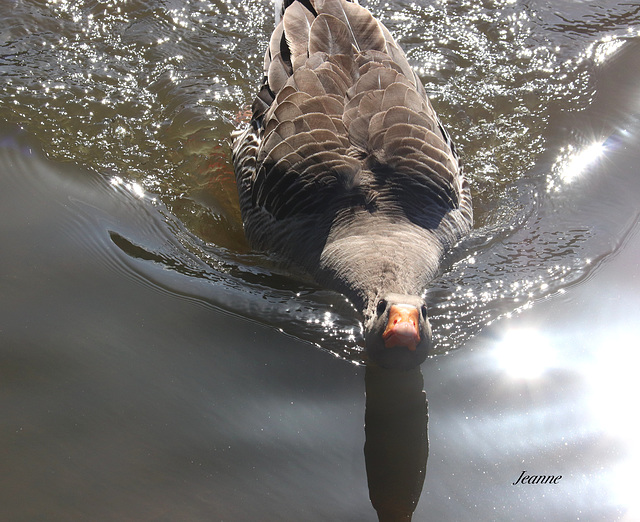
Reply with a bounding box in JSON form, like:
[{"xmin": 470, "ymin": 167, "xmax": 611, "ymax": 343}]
[{"xmin": 1, "ymin": 0, "xmax": 639, "ymax": 520}]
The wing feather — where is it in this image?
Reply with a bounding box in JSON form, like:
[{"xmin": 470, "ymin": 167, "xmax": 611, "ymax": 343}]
[
  {"xmin": 234, "ymin": 0, "xmax": 470, "ymax": 241},
  {"xmin": 309, "ymin": 14, "xmax": 354, "ymax": 56},
  {"xmin": 283, "ymin": 1, "xmax": 314, "ymax": 62},
  {"xmin": 315, "ymin": 0, "xmax": 386, "ymax": 52}
]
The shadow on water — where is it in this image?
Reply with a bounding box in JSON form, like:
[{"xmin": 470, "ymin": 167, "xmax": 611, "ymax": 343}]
[{"xmin": 365, "ymin": 366, "xmax": 429, "ymax": 522}]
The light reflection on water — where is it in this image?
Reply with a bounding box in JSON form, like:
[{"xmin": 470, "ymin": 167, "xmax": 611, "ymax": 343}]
[
  {"xmin": 478, "ymin": 301, "xmax": 640, "ymax": 519},
  {"xmin": 554, "ymin": 140, "xmax": 607, "ymax": 184},
  {"xmin": 585, "ymin": 329, "xmax": 640, "ymax": 518},
  {"xmin": 425, "ymin": 281, "xmax": 640, "ymax": 519},
  {"xmin": 492, "ymin": 328, "xmax": 556, "ymax": 379}
]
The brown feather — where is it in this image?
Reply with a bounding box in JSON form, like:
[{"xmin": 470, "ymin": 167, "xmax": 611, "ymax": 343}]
[
  {"xmin": 366, "ymin": 112, "xmax": 386, "ymax": 147},
  {"xmin": 341, "ymin": 106, "xmax": 359, "ymax": 131},
  {"xmin": 390, "ymin": 156, "xmax": 457, "ymax": 205},
  {"xmin": 381, "ymin": 106, "xmax": 432, "ymax": 130},
  {"xmin": 382, "ymin": 122, "xmax": 426, "ymax": 141},
  {"xmin": 268, "ymin": 22, "xmax": 285, "ymax": 70},
  {"xmin": 316, "ymin": 63, "xmax": 350, "ymax": 92},
  {"xmin": 274, "ymin": 84, "xmax": 298, "ymax": 105},
  {"xmin": 283, "ymin": 1, "xmax": 314, "ymax": 62},
  {"xmin": 298, "ymin": 112, "xmax": 340, "ymax": 132},
  {"xmin": 314, "ymin": 62, "xmax": 353, "ymax": 95},
  {"xmin": 282, "ymin": 129, "xmax": 343, "ymax": 154},
  {"xmin": 252, "ymin": 85, "xmax": 272, "ymax": 121},
  {"xmin": 273, "ymin": 90, "xmax": 313, "ymax": 113},
  {"xmin": 380, "ymin": 82, "xmax": 411, "ymax": 111},
  {"xmin": 268, "ymin": 53, "xmax": 291, "ymax": 94},
  {"xmin": 298, "ymin": 94, "xmax": 344, "ymax": 116},
  {"xmin": 291, "ymin": 116, "xmax": 313, "ymax": 134},
  {"xmin": 391, "ymin": 148, "xmax": 454, "ymax": 186},
  {"xmin": 352, "ymin": 67, "xmax": 400, "ymax": 95},
  {"xmin": 309, "ymin": 14, "xmax": 354, "ymax": 56},
  {"xmin": 256, "ymin": 138, "xmax": 295, "ymax": 170},
  {"xmin": 292, "ymin": 54, "xmax": 308, "ymax": 71},
  {"xmin": 316, "ymin": 69, "xmax": 346, "ymax": 95},
  {"xmin": 358, "ymin": 89, "xmax": 385, "ymax": 117},
  {"xmin": 326, "ymin": 53, "xmax": 359, "ymax": 83},
  {"xmin": 290, "ymin": 67, "xmax": 327, "ymax": 96},
  {"xmin": 273, "ymin": 99, "xmax": 305, "ymax": 123},
  {"xmin": 344, "ymin": 88, "xmax": 367, "ymax": 111},
  {"xmin": 356, "ymin": 49, "xmax": 391, "ymax": 66},
  {"xmin": 305, "ymin": 51, "xmax": 328, "ymax": 70},
  {"xmin": 272, "ymin": 120, "xmax": 297, "ymax": 142},
  {"xmin": 377, "ymin": 22, "xmax": 417, "ymax": 85},
  {"xmin": 315, "ymin": 0, "xmax": 386, "ymax": 52},
  {"xmin": 357, "ymin": 60, "xmax": 387, "ymax": 78},
  {"xmin": 417, "ymin": 140, "xmax": 458, "ymax": 173},
  {"xmin": 347, "ymin": 114, "xmax": 370, "ymax": 151}
]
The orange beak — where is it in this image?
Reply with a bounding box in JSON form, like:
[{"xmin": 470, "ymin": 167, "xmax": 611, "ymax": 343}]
[{"xmin": 382, "ymin": 304, "xmax": 421, "ymax": 351}]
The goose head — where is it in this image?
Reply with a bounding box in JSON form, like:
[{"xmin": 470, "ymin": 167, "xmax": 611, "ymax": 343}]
[{"xmin": 364, "ymin": 293, "xmax": 432, "ymax": 370}]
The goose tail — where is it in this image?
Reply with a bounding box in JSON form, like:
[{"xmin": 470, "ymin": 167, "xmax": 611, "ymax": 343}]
[{"xmin": 275, "ymin": 0, "xmax": 360, "ymax": 24}]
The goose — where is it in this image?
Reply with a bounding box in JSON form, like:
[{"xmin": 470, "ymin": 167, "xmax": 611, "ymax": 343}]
[{"xmin": 232, "ymin": 0, "xmax": 472, "ymax": 370}]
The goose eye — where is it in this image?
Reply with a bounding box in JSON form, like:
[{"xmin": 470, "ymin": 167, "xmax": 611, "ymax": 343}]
[
  {"xmin": 376, "ymin": 299, "xmax": 387, "ymax": 316},
  {"xmin": 421, "ymin": 304, "xmax": 428, "ymax": 321}
]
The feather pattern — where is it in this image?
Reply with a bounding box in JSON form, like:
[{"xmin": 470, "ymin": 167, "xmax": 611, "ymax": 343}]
[
  {"xmin": 283, "ymin": 1, "xmax": 314, "ymax": 62},
  {"xmin": 309, "ymin": 14, "xmax": 354, "ymax": 56},
  {"xmin": 232, "ymin": 0, "xmax": 473, "ymax": 353}
]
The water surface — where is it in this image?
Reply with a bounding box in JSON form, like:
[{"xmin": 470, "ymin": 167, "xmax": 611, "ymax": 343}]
[{"xmin": 1, "ymin": 0, "xmax": 640, "ymax": 520}]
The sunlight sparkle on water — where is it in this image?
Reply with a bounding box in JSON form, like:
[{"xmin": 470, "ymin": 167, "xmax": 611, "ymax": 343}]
[
  {"xmin": 582, "ymin": 330, "xmax": 640, "ymax": 520},
  {"xmin": 558, "ymin": 141, "xmax": 606, "ymax": 183},
  {"xmin": 493, "ymin": 328, "xmax": 556, "ymax": 379},
  {"xmin": 585, "ymin": 331, "xmax": 640, "ymax": 436}
]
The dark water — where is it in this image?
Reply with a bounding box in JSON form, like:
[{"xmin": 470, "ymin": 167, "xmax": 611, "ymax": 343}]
[{"xmin": 1, "ymin": 0, "xmax": 640, "ymax": 520}]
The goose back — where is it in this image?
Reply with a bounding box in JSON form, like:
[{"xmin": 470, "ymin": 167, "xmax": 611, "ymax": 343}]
[{"xmin": 232, "ymin": 0, "xmax": 472, "ymax": 310}]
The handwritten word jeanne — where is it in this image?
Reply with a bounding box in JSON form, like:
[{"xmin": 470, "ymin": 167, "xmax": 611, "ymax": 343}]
[{"xmin": 512, "ymin": 471, "xmax": 562, "ymax": 485}]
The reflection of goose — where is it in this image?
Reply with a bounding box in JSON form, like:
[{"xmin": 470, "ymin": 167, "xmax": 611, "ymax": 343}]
[
  {"xmin": 365, "ymin": 365, "xmax": 428, "ymax": 521},
  {"xmin": 232, "ymin": 0, "xmax": 472, "ymax": 369}
]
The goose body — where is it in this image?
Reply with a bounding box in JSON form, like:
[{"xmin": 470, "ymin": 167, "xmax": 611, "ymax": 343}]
[{"xmin": 232, "ymin": 0, "xmax": 472, "ymax": 369}]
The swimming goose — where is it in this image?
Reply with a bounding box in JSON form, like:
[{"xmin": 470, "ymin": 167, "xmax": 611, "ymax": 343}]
[{"xmin": 232, "ymin": 0, "xmax": 472, "ymax": 369}]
